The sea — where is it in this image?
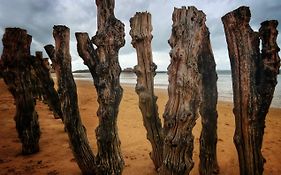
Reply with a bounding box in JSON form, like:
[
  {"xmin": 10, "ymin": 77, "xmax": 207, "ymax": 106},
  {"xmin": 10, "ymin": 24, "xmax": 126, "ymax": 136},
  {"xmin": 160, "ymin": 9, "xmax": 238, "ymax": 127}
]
[{"xmin": 73, "ymin": 71, "xmax": 281, "ymax": 108}]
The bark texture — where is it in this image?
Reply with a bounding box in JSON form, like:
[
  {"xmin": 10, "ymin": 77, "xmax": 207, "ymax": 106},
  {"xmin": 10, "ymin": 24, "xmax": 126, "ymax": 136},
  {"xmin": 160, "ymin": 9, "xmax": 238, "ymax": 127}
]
[
  {"xmin": 76, "ymin": 0, "xmax": 125, "ymax": 174},
  {"xmin": 1, "ymin": 28, "xmax": 40, "ymax": 155},
  {"xmin": 45, "ymin": 25, "xmax": 96, "ymax": 175},
  {"xmin": 222, "ymin": 6, "xmax": 280, "ymax": 175},
  {"xmin": 197, "ymin": 13, "xmax": 219, "ymax": 175},
  {"xmin": 75, "ymin": 0, "xmax": 125, "ymax": 174},
  {"xmin": 129, "ymin": 12, "xmax": 164, "ymax": 171},
  {"xmin": 160, "ymin": 6, "xmax": 214, "ymax": 175},
  {"xmin": 32, "ymin": 51, "xmax": 62, "ymax": 120}
]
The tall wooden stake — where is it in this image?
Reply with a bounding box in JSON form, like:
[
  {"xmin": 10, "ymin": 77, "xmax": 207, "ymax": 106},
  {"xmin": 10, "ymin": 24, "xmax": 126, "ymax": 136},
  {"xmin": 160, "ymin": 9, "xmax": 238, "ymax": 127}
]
[
  {"xmin": 198, "ymin": 13, "xmax": 220, "ymax": 175},
  {"xmin": 45, "ymin": 26, "xmax": 96, "ymax": 174},
  {"xmin": 160, "ymin": 6, "xmax": 219, "ymax": 175},
  {"xmin": 32, "ymin": 51, "xmax": 63, "ymax": 120},
  {"xmin": 129, "ymin": 12, "xmax": 164, "ymax": 170},
  {"xmin": 1, "ymin": 28, "xmax": 40, "ymax": 155},
  {"xmin": 222, "ymin": 6, "xmax": 280, "ymax": 175},
  {"xmin": 75, "ymin": 0, "xmax": 125, "ymax": 174}
]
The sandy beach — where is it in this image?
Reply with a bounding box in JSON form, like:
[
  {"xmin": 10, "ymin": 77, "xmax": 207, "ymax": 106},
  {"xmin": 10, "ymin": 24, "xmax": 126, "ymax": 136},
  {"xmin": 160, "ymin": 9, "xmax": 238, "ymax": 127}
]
[{"xmin": 0, "ymin": 79, "xmax": 280, "ymax": 175}]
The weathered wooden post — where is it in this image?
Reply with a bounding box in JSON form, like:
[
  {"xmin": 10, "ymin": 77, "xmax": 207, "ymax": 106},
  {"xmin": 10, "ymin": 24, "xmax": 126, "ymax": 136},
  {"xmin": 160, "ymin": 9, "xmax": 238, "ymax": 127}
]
[
  {"xmin": 0, "ymin": 60, "xmax": 3, "ymax": 78},
  {"xmin": 45, "ymin": 25, "xmax": 96, "ymax": 174},
  {"xmin": 75, "ymin": 0, "xmax": 125, "ymax": 174},
  {"xmin": 197, "ymin": 12, "xmax": 220, "ymax": 175},
  {"xmin": 129, "ymin": 12, "xmax": 164, "ymax": 170},
  {"xmin": 32, "ymin": 51, "xmax": 63, "ymax": 120},
  {"xmin": 222, "ymin": 6, "xmax": 280, "ymax": 175},
  {"xmin": 1, "ymin": 28, "xmax": 40, "ymax": 155},
  {"xmin": 160, "ymin": 6, "xmax": 219, "ymax": 175}
]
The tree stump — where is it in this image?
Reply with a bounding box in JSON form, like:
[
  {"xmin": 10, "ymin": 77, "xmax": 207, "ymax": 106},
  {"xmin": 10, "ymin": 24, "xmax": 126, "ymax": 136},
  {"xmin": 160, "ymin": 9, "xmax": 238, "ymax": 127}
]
[
  {"xmin": 222, "ymin": 6, "xmax": 280, "ymax": 175},
  {"xmin": 129, "ymin": 12, "xmax": 164, "ymax": 171},
  {"xmin": 75, "ymin": 0, "xmax": 125, "ymax": 174},
  {"xmin": 32, "ymin": 51, "xmax": 63, "ymax": 120},
  {"xmin": 1, "ymin": 28, "xmax": 40, "ymax": 155},
  {"xmin": 45, "ymin": 25, "xmax": 96, "ymax": 174}
]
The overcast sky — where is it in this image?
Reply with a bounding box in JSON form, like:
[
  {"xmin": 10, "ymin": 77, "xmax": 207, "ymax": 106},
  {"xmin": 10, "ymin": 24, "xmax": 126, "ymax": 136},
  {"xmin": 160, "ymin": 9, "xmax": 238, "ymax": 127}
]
[{"xmin": 0, "ymin": 0, "xmax": 280, "ymax": 71}]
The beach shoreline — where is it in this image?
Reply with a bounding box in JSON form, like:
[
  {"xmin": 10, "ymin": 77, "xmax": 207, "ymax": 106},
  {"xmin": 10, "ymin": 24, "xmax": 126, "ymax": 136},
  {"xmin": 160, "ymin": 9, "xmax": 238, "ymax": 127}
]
[
  {"xmin": 71, "ymin": 72, "xmax": 281, "ymax": 108},
  {"xmin": 0, "ymin": 79, "xmax": 281, "ymax": 174}
]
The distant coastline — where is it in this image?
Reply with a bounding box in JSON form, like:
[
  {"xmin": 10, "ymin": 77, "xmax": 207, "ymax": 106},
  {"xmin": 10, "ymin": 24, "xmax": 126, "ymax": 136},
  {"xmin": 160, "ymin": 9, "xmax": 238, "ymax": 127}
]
[
  {"xmin": 72, "ymin": 68, "xmax": 168, "ymax": 74},
  {"xmin": 72, "ymin": 69, "xmax": 281, "ymax": 75}
]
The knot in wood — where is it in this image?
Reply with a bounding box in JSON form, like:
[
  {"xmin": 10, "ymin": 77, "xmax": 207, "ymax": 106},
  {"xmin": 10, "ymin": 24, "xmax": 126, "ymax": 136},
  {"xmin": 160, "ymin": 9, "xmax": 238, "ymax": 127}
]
[
  {"xmin": 165, "ymin": 118, "xmax": 175, "ymax": 129},
  {"xmin": 133, "ymin": 65, "xmax": 142, "ymax": 77},
  {"xmin": 139, "ymin": 92, "xmax": 150, "ymax": 104},
  {"xmin": 96, "ymin": 63, "xmax": 109, "ymax": 75},
  {"xmin": 135, "ymin": 84, "xmax": 145, "ymax": 94},
  {"xmin": 179, "ymin": 111, "xmax": 192, "ymax": 123}
]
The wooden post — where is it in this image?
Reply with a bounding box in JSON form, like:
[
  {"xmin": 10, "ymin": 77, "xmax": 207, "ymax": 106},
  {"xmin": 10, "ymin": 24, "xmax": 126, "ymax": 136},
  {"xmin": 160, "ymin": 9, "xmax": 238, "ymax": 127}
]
[
  {"xmin": 30, "ymin": 61, "xmax": 44, "ymax": 102},
  {"xmin": 129, "ymin": 12, "xmax": 164, "ymax": 170},
  {"xmin": 1, "ymin": 28, "xmax": 40, "ymax": 155},
  {"xmin": 44, "ymin": 45, "xmax": 60, "ymax": 87},
  {"xmin": 222, "ymin": 6, "xmax": 280, "ymax": 175},
  {"xmin": 0, "ymin": 60, "xmax": 3, "ymax": 78},
  {"xmin": 45, "ymin": 25, "xmax": 96, "ymax": 174},
  {"xmin": 197, "ymin": 12, "xmax": 220, "ymax": 175},
  {"xmin": 75, "ymin": 0, "xmax": 125, "ymax": 174},
  {"xmin": 32, "ymin": 51, "xmax": 63, "ymax": 120},
  {"xmin": 160, "ymin": 6, "xmax": 218, "ymax": 175}
]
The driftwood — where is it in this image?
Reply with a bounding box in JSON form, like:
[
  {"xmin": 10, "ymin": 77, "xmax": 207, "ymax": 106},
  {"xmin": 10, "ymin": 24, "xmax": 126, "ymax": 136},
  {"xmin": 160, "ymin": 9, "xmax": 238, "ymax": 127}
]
[
  {"xmin": 1, "ymin": 28, "xmax": 40, "ymax": 155},
  {"xmin": 222, "ymin": 6, "xmax": 280, "ymax": 175},
  {"xmin": 32, "ymin": 51, "xmax": 62, "ymax": 120},
  {"xmin": 75, "ymin": 0, "xmax": 125, "ymax": 174},
  {"xmin": 129, "ymin": 12, "xmax": 164, "ymax": 170},
  {"xmin": 45, "ymin": 25, "xmax": 96, "ymax": 174}
]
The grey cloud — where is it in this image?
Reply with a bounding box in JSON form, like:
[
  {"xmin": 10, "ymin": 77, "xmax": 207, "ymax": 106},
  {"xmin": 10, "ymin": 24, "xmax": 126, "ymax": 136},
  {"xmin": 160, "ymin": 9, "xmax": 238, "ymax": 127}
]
[
  {"xmin": 0, "ymin": 0, "xmax": 281, "ymax": 71},
  {"xmin": 0, "ymin": 0, "xmax": 98, "ymax": 62},
  {"xmin": 115, "ymin": 0, "xmax": 152, "ymax": 20}
]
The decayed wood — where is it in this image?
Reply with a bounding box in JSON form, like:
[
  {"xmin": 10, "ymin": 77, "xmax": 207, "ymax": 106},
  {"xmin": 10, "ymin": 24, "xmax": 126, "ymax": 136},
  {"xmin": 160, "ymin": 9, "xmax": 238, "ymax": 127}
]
[
  {"xmin": 1, "ymin": 28, "xmax": 40, "ymax": 155},
  {"xmin": 259, "ymin": 21, "xmax": 280, "ymax": 101},
  {"xmin": 32, "ymin": 51, "xmax": 62, "ymax": 120},
  {"xmin": 197, "ymin": 13, "xmax": 219, "ymax": 175},
  {"xmin": 129, "ymin": 12, "xmax": 164, "ymax": 170},
  {"xmin": 45, "ymin": 25, "xmax": 96, "ymax": 174},
  {"xmin": 222, "ymin": 6, "xmax": 280, "ymax": 175},
  {"xmin": 44, "ymin": 45, "xmax": 60, "ymax": 87},
  {"xmin": 160, "ymin": 6, "xmax": 214, "ymax": 175},
  {"xmin": 44, "ymin": 44, "xmax": 62, "ymax": 102},
  {"xmin": 30, "ymin": 64, "xmax": 45, "ymax": 102},
  {"xmin": 76, "ymin": 0, "xmax": 125, "ymax": 174},
  {"xmin": 0, "ymin": 60, "xmax": 3, "ymax": 78}
]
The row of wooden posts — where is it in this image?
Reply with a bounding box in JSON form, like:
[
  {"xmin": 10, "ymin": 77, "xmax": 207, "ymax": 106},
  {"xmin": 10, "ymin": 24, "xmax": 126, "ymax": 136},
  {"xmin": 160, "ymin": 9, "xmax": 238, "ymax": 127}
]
[{"xmin": 0, "ymin": 1, "xmax": 280, "ymax": 175}]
